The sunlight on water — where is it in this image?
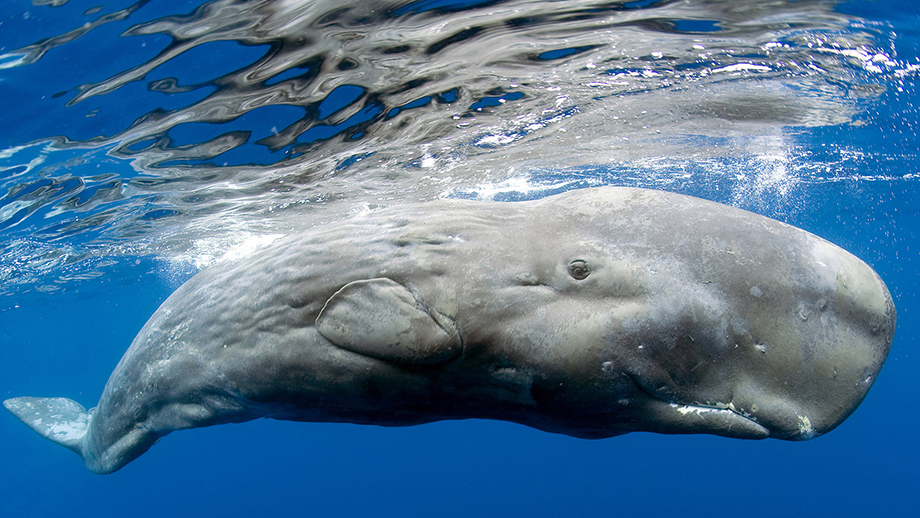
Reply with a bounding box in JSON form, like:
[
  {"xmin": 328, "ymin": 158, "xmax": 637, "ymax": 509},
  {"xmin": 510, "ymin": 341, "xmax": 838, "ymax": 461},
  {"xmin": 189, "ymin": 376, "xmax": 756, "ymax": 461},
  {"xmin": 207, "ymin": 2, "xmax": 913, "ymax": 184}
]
[
  {"xmin": 0, "ymin": 3, "xmax": 918, "ymax": 516},
  {"xmin": 173, "ymin": 231, "xmax": 285, "ymax": 269},
  {"xmin": 0, "ymin": 0, "xmax": 917, "ymax": 294}
]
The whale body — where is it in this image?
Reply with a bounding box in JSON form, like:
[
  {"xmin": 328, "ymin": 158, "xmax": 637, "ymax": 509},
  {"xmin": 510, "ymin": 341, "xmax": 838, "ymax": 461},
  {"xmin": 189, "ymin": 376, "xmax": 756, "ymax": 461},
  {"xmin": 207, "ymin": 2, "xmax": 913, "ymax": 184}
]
[{"xmin": 5, "ymin": 187, "xmax": 895, "ymax": 473}]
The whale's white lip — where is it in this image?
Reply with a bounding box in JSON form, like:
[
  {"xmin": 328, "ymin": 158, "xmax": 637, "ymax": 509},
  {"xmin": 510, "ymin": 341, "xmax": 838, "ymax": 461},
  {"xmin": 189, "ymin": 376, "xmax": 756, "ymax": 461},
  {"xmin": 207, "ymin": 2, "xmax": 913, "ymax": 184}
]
[
  {"xmin": 626, "ymin": 373, "xmax": 770, "ymax": 438},
  {"xmin": 668, "ymin": 402, "xmax": 771, "ymax": 436}
]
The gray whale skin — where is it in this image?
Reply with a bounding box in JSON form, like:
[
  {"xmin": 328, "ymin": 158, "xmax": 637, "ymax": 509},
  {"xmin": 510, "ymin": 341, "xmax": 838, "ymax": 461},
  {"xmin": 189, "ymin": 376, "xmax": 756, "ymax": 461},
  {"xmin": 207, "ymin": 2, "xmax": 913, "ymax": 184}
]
[{"xmin": 5, "ymin": 187, "xmax": 895, "ymax": 474}]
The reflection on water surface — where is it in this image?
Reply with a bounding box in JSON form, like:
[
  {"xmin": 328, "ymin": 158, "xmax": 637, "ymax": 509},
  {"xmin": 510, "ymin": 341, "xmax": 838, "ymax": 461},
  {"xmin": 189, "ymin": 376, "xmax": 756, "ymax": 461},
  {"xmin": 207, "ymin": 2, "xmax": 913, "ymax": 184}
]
[{"xmin": 0, "ymin": 0, "xmax": 914, "ymax": 295}]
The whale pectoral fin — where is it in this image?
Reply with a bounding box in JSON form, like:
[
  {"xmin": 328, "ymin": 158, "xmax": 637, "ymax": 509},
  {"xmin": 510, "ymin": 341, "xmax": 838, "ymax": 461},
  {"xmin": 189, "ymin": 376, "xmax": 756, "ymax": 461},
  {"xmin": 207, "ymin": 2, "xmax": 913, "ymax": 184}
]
[
  {"xmin": 316, "ymin": 278, "xmax": 462, "ymax": 364},
  {"xmin": 3, "ymin": 397, "xmax": 90, "ymax": 455}
]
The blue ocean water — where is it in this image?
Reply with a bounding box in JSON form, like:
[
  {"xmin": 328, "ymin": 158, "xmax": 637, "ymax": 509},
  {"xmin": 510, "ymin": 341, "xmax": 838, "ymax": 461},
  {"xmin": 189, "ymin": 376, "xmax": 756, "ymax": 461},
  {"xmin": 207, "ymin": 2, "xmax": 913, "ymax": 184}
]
[{"xmin": 0, "ymin": 0, "xmax": 917, "ymax": 516}]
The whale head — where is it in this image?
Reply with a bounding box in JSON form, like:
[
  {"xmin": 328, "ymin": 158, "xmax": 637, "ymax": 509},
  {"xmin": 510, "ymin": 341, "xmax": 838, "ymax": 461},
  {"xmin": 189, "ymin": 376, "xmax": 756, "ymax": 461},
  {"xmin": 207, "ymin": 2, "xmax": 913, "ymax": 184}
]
[
  {"xmin": 489, "ymin": 188, "xmax": 895, "ymax": 441},
  {"xmin": 612, "ymin": 238, "xmax": 896, "ymax": 441}
]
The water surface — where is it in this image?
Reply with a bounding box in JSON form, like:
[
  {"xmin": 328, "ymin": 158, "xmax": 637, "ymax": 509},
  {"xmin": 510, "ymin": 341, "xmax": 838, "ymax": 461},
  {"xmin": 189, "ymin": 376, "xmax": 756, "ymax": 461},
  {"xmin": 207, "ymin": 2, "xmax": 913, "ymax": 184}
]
[{"xmin": 1, "ymin": 1, "xmax": 917, "ymax": 516}]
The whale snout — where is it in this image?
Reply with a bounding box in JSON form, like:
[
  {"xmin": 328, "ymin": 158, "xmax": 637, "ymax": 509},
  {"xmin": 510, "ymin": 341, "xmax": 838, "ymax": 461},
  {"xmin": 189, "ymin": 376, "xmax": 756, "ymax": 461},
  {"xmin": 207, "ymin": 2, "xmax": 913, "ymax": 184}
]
[
  {"xmin": 618, "ymin": 234, "xmax": 896, "ymax": 442},
  {"xmin": 740, "ymin": 254, "xmax": 896, "ymax": 441}
]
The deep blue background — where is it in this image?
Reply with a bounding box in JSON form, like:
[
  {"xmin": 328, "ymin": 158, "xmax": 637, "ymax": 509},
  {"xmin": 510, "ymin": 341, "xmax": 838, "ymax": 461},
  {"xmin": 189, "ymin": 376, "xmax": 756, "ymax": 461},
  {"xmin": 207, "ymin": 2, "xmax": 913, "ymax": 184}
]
[
  {"xmin": 1, "ymin": 252, "xmax": 912, "ymax": 516},
  {"xmin": 1, "ymin": 1, "xmax": 919, "ymax": 517}
]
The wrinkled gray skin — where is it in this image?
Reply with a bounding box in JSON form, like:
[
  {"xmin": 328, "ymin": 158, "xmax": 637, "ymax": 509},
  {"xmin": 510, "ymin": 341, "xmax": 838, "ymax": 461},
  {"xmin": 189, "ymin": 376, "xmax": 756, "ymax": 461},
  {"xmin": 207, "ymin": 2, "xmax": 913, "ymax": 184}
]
[{"xmin": 5, "ymin": 187, "xmax": 895, "ymax": 474}]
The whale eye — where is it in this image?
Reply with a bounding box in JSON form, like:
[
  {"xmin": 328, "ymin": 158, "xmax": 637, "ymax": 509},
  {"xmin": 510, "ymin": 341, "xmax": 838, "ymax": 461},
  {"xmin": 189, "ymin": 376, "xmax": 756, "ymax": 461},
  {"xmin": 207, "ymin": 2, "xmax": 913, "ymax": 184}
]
[{"xmin": 568, "ymin": 260, "xmax": 590, "ymax": 280}]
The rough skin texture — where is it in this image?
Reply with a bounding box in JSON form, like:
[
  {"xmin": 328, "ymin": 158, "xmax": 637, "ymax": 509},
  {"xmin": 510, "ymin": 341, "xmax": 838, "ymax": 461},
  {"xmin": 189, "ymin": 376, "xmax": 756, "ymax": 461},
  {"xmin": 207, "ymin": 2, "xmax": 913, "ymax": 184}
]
[{"xmin": 4, "ymin": 187, "xmax": 895, "ymax": 473}]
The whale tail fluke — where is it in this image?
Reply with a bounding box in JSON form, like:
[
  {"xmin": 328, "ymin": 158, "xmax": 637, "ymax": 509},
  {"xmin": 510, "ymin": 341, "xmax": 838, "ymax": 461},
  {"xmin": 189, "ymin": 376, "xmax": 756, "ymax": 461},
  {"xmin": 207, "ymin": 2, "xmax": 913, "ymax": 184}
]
[
  {"xmin": 3, "ymin": 396, "xmax": 91, "ymax": 456},
  {"xmin": 5, "ymin": 395, "xmax": 166, "ymax": 474}
]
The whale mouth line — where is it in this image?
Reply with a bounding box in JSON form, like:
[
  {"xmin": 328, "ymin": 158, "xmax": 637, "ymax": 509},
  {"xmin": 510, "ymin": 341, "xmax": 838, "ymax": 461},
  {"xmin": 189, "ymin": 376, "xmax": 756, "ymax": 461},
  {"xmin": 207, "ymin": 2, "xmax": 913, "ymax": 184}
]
[
  {"xmin": 672, "ymin": 402, "xmax": 765, "ymax": 426},
  {"xmin": 626, "ymin": 374, "xmax": 771, "ymax": 438},
  {"xmin": 666, "ymin": 401, "xmax": 771, "ymax": 438}
]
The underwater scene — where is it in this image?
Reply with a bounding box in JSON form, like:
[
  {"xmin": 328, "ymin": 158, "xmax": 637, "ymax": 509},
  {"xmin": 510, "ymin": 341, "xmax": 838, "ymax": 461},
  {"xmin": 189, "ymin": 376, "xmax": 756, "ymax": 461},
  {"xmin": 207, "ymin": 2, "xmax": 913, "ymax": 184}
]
[{"xmin": 1, "ymin": 0, "xmax": 917, "ymax": 516}]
